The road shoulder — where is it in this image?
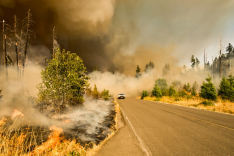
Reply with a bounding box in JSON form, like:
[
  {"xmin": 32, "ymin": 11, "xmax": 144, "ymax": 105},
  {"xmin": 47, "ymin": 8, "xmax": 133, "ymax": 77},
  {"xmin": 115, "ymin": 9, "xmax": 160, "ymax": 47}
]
[{"xmin": 95, "ymin": 101, "xmax": 144, "ymax": 156}]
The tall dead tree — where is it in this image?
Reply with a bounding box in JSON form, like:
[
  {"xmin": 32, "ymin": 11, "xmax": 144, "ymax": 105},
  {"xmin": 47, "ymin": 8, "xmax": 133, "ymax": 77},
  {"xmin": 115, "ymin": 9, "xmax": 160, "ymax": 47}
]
[
  {"xmin": 53, "ymin": 27, "xmax": 55, "ymax": 56},
  {"xmin": 13, "ymin": 15, "xmax": 19, "ymax": 74},
  {"xmin": 19, "ymin": 29, "xmax": 22, "ymax": 77},
  {"xmin": 220, "ymin": 34, "xmax": 222, "ymax": 80},
  {"xmin": 22, "ymin": 9, "xmax": 35, "ymax": 71},
  {"xmin": 3, "ymin": 20, "xmax": 8, "ymax": 79}
]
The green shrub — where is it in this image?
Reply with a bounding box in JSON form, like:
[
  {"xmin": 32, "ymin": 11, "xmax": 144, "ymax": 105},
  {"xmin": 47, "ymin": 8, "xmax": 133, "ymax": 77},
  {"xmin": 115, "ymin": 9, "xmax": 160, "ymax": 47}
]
[
  {"xmin": 141, "ymin": 90, "xmax": 149, "ymax": 99},
  {"xmin": 200, "ymin": 100, "xmax": 215, "ymax": 106},
  {"xmin": 178, "ymin": 90, "xmax": 187, "ymax": 97},
  {"xmin": 152, "ymin": 83, "xmax": 162, "ymax": 97},
  {"xmin": 174, "ymin": 97, "xmax": 181, "ymax": 101},
  {"xmin": 169, "ymin": 86, "xmax": 177, "ymax": 96},
  {"xmin": 200, "ymin": 76, "xmax": 217, "ymax": 100},
  {"xmin": 218, "ymin": 75, "xmax": 234, "ymax": 101},
  {"xmin": 156, "ymin": 78, "xmax": 168, "ymax": 96},
  {"xmin": 101, "ymin": 89, "xmax": 109, "ymax": 101},
  {"xmin": 154, "ymin": 97, "xmax": 161, "ymax": 101}
]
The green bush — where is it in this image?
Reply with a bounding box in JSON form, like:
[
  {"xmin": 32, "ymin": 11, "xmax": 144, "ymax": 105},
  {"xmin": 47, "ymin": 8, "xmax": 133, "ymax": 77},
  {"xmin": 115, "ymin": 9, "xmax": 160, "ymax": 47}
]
[
  {"xmin": 174, "ymin": 97, "xmax": 181, "ymax": 101},
  {"xmin": 141, "ymin": 90, "xmax": 149, "ymax": 99},
  {"xmin": 156, "ymin": 78, "xmax": 168, "ymax": 96},
  {"xmin": 169, "ymin": 86, "xmax": 177, "ymax": 96},
  {"xmin": 152, "ymin": 83, "xmax": 162, "ymax": 97},
  {"xmin": 200, "ymin": 76, "xmax": 217, "ymax": 100},
  {"xmin": 200, "ymin": 100, "xmax": 215, "ymax": 106},
  {"xmin": 178, "ymin": 90, "xmax": 187, "ymax": 97},
  {"xmin": 101, "ymin": 89, "xmax": 109, "ymax": 101}
]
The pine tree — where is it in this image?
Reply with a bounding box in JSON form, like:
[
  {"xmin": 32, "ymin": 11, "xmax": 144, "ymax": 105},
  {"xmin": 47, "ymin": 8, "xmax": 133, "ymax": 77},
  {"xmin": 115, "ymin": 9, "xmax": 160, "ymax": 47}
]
[
  {"xmin": 226, "ymin": 43, "xmax": 233, "ymax": 54},
  {"xmin": 191, "ymin": 55, "xmax": 195, "ymax": 68},
  {"xmin": 136, "ymin": 65, "xmax": 141, "ymax": 78},
  {"xmin": 195, "ymin": 57, "xmax": 200, "ymax": 68},
  {"xmin": 93, "ymin": 84, "xmax": 99, "ymax": 99},
  {"xmin": 200, "ymin": 76, "xmax": 217, "ymax": 100},
  {"xmin": 152, "ymin": 83, "xmax": 162, "ymax": 97},
  {"xmin": 218, "ymin": 77, "xmax": 230, "ymax": 100},
  {"xmin": 218, "ymin": 75, "xmax": 234, "ymax": 101}
]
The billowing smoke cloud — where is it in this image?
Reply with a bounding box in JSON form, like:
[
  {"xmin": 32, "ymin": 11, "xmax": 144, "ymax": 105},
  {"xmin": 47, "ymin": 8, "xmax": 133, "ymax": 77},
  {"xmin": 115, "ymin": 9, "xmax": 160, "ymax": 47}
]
[
  {"xmin": 1, "ymin": 0, "xmax": 234, "ymax": 75},
  {"xmin": 0, "ymin": 66, "xmax": 114, "ymax": 140}
]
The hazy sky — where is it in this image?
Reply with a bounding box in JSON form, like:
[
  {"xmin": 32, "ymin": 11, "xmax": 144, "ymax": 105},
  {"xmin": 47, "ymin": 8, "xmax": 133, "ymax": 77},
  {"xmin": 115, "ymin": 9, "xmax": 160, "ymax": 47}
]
[{"xmin": 1, "ymin": 0, "xmax": 234, "ymax": 75}]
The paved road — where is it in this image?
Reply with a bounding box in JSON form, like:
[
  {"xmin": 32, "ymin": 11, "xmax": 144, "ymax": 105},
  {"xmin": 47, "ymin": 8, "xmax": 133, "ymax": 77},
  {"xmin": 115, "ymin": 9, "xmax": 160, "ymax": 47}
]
[{"xmin": 117, "ymin": 98, "xmax": 234, "ymax": 156}]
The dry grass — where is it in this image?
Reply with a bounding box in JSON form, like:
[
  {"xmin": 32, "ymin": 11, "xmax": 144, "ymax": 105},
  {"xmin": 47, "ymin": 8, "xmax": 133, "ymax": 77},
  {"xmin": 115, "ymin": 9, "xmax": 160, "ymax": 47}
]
[
  {"xmin": 142, "ymin": 96, "xmax": 234, "ymax": 115},
  {"xmin": 0, "ymin": 118, "xmax": 86, "ymax": 156}
]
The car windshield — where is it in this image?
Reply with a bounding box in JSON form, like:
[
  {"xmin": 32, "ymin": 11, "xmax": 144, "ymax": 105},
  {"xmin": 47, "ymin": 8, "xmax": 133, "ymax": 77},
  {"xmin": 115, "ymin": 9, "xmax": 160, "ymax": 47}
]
[{"xmin": 119, "ymin": 94, "xmax": 125, "ymax": 95}]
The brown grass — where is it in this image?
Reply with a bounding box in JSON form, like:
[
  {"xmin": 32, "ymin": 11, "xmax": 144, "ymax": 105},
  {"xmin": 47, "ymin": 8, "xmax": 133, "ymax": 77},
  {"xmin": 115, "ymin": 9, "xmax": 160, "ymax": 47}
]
[
  {"xmin": 0, "ymin": 118, "xmax": 86, "ymax": 156},
  {"xmin": 141, "ymin": 96, "xmax": 234, "ymax": 115}
]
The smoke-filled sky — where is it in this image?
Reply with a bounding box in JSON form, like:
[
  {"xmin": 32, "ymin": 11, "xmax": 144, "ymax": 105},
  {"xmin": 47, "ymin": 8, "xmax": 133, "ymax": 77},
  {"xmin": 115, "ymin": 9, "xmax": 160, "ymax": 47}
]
[{"xmin": 1, "ymin": 0, "xmax": 234, "ymax": 75}]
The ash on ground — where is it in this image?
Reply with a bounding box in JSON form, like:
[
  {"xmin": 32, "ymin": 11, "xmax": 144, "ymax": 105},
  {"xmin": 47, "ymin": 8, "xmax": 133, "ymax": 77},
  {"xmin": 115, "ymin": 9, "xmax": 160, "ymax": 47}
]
[{"xmin": 0, "ymin": 97, "xmax": 116, "ymax": 151}]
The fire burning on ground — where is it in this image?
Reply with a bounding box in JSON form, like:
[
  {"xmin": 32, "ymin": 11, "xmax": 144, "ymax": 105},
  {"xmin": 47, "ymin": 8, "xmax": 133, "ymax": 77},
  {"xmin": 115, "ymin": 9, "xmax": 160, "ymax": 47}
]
[
  {"xmin": 11, "ymin": 109, "xmax": 25, "ymax": 119},
  {"xmin": 0, "ymin": 97, "xmax": 116, "ymax": 156}
]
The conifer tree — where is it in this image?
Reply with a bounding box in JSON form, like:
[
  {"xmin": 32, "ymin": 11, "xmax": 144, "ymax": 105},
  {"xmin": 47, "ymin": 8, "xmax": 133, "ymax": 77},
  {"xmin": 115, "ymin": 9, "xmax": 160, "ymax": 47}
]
[
  {"xmin": 93, "ymin": 84, "xmax": 99, "ymax": 99},
  {"xmin": 152, "ymin": 83, "xmax": 162, "ymax": 97},
  {"xmin": 200, "ymin": 76, "xmax": 217, "ymax": 100}
]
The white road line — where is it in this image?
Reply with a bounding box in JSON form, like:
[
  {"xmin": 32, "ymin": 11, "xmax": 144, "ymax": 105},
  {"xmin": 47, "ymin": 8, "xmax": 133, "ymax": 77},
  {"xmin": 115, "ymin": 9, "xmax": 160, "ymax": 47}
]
[{"xmin": 120, "ymin": 108, "xmax": 152, "ymax": 156}]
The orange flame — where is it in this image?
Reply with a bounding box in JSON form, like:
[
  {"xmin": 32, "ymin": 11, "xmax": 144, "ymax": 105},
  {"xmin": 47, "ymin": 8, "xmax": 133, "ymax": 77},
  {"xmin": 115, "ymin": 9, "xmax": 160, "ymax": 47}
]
[
  {"xmin": 31, "ymin": 126, "xmax": 63, "ymax": 155},
  {"xmin": 11, "ymin": 109, "xmax": 24, "ymax": 119}
]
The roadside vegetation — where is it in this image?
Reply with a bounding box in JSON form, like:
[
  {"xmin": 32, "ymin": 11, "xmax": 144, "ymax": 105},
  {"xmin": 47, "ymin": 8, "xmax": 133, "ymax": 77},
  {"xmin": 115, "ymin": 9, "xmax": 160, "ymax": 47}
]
[{"xmin": 140, "ymin": 76, "xmax": 234, "ymax": 114}]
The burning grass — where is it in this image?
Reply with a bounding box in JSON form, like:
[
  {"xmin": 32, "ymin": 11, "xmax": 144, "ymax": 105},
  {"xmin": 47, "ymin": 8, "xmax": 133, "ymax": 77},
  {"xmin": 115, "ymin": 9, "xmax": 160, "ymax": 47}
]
[
  {"xmin": 0, "ymin": 99, "xmax": 117, "ymax": 156},
  {"xmin": 142, "ymin": 96, "xmax": 234, "ymax": 114}
]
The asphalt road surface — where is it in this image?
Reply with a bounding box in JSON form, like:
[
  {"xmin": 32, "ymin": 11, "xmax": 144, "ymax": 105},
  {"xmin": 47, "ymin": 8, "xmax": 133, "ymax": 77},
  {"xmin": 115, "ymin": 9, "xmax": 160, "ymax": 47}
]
[{"xmin": 117, "ymin": 98, "xmax": 234, "ymax": 156}]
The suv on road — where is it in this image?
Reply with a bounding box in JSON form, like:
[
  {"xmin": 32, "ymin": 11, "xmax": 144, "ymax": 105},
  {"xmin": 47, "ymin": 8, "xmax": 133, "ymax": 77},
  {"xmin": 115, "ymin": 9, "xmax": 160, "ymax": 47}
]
[{"xmin": 118, "ymin": 93, "xmax": 125, "ymax": 99}]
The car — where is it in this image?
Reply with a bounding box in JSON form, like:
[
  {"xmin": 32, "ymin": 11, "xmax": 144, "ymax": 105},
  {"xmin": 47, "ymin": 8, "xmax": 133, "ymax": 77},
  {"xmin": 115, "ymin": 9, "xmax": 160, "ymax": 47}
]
[{"xmin": 118, "ymin": 93, "xmax": 125, "ymax": 99}]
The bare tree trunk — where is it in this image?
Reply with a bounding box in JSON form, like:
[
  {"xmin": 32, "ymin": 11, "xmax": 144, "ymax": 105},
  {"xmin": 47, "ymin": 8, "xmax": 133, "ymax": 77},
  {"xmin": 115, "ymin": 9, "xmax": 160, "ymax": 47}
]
[
  {"xmin": 53, "ymin": 27, "xmax": 55, "ymax": 56},
  {"xmin": 3, "ymin": 20, "xmax": 8, "ymax": 80},
  {"xmin": 23, "ymin": 9, "xmax": 30, "ymax": 72},
  {"xmin": 14, "ymin": 15, "xmax": 19, "ymax": 75},
  {"xmin": 45, "ymin": 56, "xmax": 46, "ymax": 68},
  {"xmin": 19, "ymin": 29, "xmax": 22, "ymax": 78}
]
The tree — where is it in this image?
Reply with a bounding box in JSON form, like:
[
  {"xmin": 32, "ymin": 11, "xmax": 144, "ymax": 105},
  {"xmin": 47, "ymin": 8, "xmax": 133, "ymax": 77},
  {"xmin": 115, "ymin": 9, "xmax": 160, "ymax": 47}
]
[
  {"xmin": 141, "ymin": 90, "xmax": 149, "ymax": 99},
  {"xmin": 156, "ymin": 78, "xmax": 168, "ymax": 96},
  {"xmin": 136, "ymin": 65, "xmax": 141, "ymax": 78},
  {"xmin": 183, "ymin": 83, "xmax": 191, "ymax": 92},
  {"xmin": 93, "ymin": 84, "xmax": 99, "ymax": 99},
  {"xmin": 162, "ymin": 64, "xmax": 170, "ymax": 77},
  {"xmin": 218, "ymin": 75, "xmax": 234, "ymax": 101},
  {"xmin": 191, "ymin": 81, "xmax": 199, "ymax": 96},
  {"xmin": 226, "ymin": 43, "xmax": 233, "ymax": 54},
  {"xmin": 195, "ymin": 57, "xmax": 200, "ymax": 68},
  {"xmin": 191, "ymin": 55, "xmax": 195, "ymax": 68},
  {"xmin": 144, "ymin": 61, "xmax": 154, "ymax": 72},
  {"xmin": 152, "ymin": 83, "xmax": 162, "ymax": 97},
  {"xmin": 93, "ymin": 65, "xmax": 99, "ymax": 71},
  {"xmin": 169, "ymin": 86, "xmax": 177, "ymax": 96},
  {"xmin": 101, "ymin": 89, "xmax": 109, "ymax": 101},
  {"xmin": 199, "ymin": 76, "xmax": 217, "ymax": 100},
  {"xmin": 37, "ymin": 49, "xmax": 89, "ymax": 111}
]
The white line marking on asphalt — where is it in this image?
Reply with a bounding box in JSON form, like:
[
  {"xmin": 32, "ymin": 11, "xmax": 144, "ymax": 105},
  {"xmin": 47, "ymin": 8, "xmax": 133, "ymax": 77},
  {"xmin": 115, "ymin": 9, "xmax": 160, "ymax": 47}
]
[{"xmin": 120, "ymin": 108, "xmax": 152, "ymax": 156}]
